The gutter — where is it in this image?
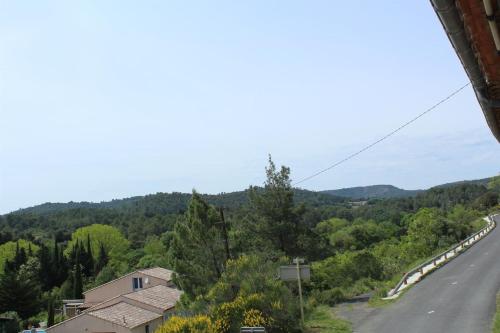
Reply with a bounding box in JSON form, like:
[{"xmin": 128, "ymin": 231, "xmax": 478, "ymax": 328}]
[{"xmin": 430, "ymin": 0, "xmax": 500, "ymax": 142}]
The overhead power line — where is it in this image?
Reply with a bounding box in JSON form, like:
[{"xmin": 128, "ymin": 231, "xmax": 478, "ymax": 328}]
[{"xmin": 293, "ymin": 82, "xmax": 472, "ymax": 186}]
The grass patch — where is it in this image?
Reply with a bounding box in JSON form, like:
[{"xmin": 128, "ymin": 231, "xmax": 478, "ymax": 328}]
[
  {"xmin": 471, "ymin": 217, "xmax": 488, "ymax": 232},
  {"xmin": 493, "ymin": 294, "xmax": 500, "ymax": 333},
  {"xmin": 304, "ymin": 305, "xmax": 352, "ymax": 333}
]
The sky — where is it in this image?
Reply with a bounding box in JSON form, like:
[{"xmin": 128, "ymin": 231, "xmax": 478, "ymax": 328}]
[{"xmin": 1, "ymin": 1, "xmax": 500, "ymax": 214}]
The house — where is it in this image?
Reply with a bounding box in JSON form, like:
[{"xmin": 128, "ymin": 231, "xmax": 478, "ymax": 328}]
[
  {"xmin": 47, "ymin": 302, "xmax": 162, "ymax": 333},
  {"xmin": 48, "ymin": 267, "xmax": 181, "ymax": 333},
  {"xmin": 81, "ymin": 267, "xmax": 175, "ymax": 310},
  {"xmin": 87, "ymin": 285, "xmax": 182, "ymax": 318}
]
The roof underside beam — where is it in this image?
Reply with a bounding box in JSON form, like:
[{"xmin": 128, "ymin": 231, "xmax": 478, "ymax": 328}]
[{"xmin": 431, "ymin": 0, "xmax": 500, "ymax": 142}]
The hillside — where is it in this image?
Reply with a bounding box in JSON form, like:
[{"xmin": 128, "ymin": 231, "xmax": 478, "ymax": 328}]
[
  {"xmin": 321, "ymin": 185, "xmax": 423, "ymax": 199},
  {"xmin": 10, "ymin": 188, "xmax": 345, "ymax": 216},
  {"xmin": 431, "ymin": 177, "xmax": 492, "ymax": 189},
  {"xmin": 10, "ymin": 177, "xmax": 495, "ymax": 215}
]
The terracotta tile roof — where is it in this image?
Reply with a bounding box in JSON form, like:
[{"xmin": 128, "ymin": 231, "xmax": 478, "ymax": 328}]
[
  {"xmin": 139, "ymin": 267, "xmax": 174, "ymax": 281},
  {"xmin": 88, "ymin": 302, "xmax": 161, "ymax": 328},
  {"xmin": 124, "ymin": 285, "xmax": 182, "ymax": 310}
]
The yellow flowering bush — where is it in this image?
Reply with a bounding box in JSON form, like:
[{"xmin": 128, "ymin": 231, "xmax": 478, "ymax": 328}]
[
  {"xmin": 243, "ymin": 309, "xmax": 269, "ymax": 327},
  {"xmin": 155, "ymin": 315, "xmax": 214, "ymax": 333},
  {"xmin": 212, "ymin": 294, "xmax": 270, "ymax": 333}
]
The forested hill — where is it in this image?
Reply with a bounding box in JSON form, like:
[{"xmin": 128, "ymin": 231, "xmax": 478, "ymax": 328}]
[
  {"xmin": 10, "ymin": 177, "xmax": 495, "ymax": 215},
  {"xmin": 321, "ymin": 185, "xmax": 423, "ymax": 199},
  {"xmin": 10, "ymin": 189, "xmax": 346, "ymax": 216},
  {"xmin": 320, "ymin": 177, "xmax": 494, "ymax": 200},
  {"xmin": 431, "ymin": 177, "xmax": 492, "ymax": 189}
]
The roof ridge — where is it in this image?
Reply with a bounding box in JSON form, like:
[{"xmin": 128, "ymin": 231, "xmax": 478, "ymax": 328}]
[{"xmin": 89, "ymin": 301, "xmax": 161, "ymax": 329}]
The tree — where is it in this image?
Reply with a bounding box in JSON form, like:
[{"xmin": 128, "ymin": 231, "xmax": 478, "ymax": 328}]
[
  {"xmin": 474, "ymin": 192, "xmax": 499, "ymax": 210},
  {"xmin": 94, "ymin": 243, "xmax": 108, "ymax": 274},
  {"xmin": 0, "ymin": 240, "xmax": 39, "ymax": 273},
  {"xmin": 65, "ymin": 224, "xmax": 130, "ymax": 272},
  {"xmin": 487, "ymin": 175, "xmax": 500, "ymax": 192},
  {"xmin": 73, "ymin": 256, "xmax": 83, "ymax": 299},
  {"xmin": 52, "ymin": 240, "xmax": 68, "ymax": 287},
  {"xmin": 47, "ymin": 298, "xmax": 55, "ymax": 327},
  {"xmin": 37, "ymin": 244, "xmax": 52, "ymax": 290},
  {"xmin": 82, "ymin": 234, "xmax": 94, "ymax": 277},
  {"xmin": 137, "ymin": 236, "xmax": 169, "ymax": 268},
  {"xmin": 206, "ymin": 255, "xmax": 300, "ymax": 333},
  {"xmin": 168, "ymin": 192, "xmax": 227, "ymax": 297},
  {"xmin": 0, "ymin": 264, "xmax": 41, "ymax": 318},
  {"xmin": 406, "ymin": 208, "xmax": 447, "ymax": 258},
  {"xmin": 247, "ymin": 156, "xmax": 304, "ymax": 256}
]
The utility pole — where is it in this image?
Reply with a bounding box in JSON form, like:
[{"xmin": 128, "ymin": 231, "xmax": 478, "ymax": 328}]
[
  {"xmin": 294, "ymin": 257, "xmax": 305, "ymax": 326},
  {"xmin": 218, "ymin": 207, "xmax": 232, "ymax": 261}
]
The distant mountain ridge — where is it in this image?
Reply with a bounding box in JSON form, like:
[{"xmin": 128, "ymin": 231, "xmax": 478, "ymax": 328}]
[
  {"xmin": 320, "ymin": 177, "xmax": 493, "ymax": 200},
  {"xmin": 321, "ymin": 185, "xmax": 423, "ymax": 199},
  {"xmin": 10, "ymin": 189, "xmax": 345, "ymax": 216},
  {"xmin": 9, "ymin": 177, "xmax": 494, "ymax": 215}
]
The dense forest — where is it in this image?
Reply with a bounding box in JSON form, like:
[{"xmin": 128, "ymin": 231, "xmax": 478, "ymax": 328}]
[{"xmin": 0, "ymin": 159, "xmax": 498, "ymax": 332}]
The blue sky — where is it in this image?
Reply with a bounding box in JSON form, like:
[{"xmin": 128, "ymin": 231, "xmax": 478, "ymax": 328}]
[{"xmin": 1, "ymin": 1, "xmax": 499, "ymax": 213}]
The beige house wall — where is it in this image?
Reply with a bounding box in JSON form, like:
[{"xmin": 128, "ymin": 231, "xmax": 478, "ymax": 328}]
[
  {"xmin": 47, "ymin": 314, "xmax": 132, "ymax": 333},
  {"xmin": 131, "ymin": 318, "xmax": 163, "ymax": 333},
  {"xmin": 84, "ymin": 272, "xmax": 169, "ymax": 304}
]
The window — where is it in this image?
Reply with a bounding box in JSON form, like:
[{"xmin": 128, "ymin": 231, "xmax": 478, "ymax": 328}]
[
  {"xmin": 133, "ymin": 277, "xmax": 143, "ymax": 290},
  {"xmin": 145, "ymin": 325, "xmax": 150, "ymax": 333}
]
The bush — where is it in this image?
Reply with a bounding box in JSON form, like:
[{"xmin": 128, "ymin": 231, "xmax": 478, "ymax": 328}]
[
  {"xmin": 155, "ymin": 315, "xmax": 214, "ymax": 333},
  {"xmin": 310, "ymin": 288, "xmax": 345, "ymax": 306},
  {"xmin": 211, "ymin": 294, "xmax": 272, "ymax": 333},
  {"xmin": 0, "ymin": 312, "xmax": 20, "ymax": 333}
]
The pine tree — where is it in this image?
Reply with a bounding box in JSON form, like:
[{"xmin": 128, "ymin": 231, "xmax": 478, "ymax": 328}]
[
  {"xmin": 168, "ymin": 191, "xmax": 227, "ymax": 297},
  {"xmin": 0, "ymin": 269, "xmax": 40, "ymax": 318},
  {"xmin": 248, "ymin": 156, "xmax": 303, "ymax": 256}
]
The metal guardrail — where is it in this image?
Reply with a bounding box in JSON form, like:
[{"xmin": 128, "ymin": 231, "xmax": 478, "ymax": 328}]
[{"xmin": 387, "ymin": 214, "xmax": 497, "ymax": 297}]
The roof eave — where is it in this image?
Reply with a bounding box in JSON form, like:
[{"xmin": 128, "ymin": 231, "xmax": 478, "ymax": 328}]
[{"xmin": 431, "ymin": 0, "xmax": 500, "ymax": 142}]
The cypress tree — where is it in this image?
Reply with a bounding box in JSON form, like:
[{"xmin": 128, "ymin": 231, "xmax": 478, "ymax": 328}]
[
  {"xmin": 16, "ymin": 247, "xmax": 27, "ymax": 270},
  {"xmin": 73, "ymin": 255, "xmax": 83, "ymax": 299},
  {"xmin": 94, "ymin": 243, "xmax": 108, "ymax": 275},
  {"xmin": 38, "ymin": 244, "xmax": 51, "ymax": 290},
  {"xmin": 54, "ymin": 242, "xmax": 68, "ymax": 286},
  {"xmin": 47, "ymin": 298, "xmax": 55, "ymax": 327},
  {"xmin": 83, "ymin": 234, "xmax": 94, "ymax": 276}
]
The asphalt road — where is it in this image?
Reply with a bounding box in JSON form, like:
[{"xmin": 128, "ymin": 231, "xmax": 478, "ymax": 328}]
[{"xmin": 353, "ymin": 214, "xmax": 500, "ymax": 333}]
